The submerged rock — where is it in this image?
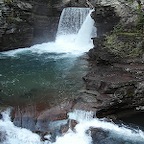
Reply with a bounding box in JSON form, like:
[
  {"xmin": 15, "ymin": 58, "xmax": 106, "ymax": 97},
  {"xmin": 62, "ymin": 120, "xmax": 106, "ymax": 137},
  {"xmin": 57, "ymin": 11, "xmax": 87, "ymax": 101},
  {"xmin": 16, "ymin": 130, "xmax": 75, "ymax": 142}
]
[{"xmin": 12, "ymin": 100, "xmax": 76, "ymax": 133}]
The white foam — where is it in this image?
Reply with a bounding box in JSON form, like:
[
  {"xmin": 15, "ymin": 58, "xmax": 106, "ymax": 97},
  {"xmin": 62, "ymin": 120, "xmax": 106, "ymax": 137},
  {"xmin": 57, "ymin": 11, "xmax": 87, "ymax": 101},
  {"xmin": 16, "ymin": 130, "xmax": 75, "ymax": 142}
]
[
  {"xmin": 75, "ymin": 10, "xmax": 96, "ymax": 47},
  {"xmin": 53, "ymin": 129, "xmax": 92, "ymax": 144},
  {"xmin": 1, "ymin": 109, "xmax": 144, "ymax": 144},
  {"xmin": 50, "ymin": 110, "xmax": 144, "ymax": 144},
  {"xmin": 0, "ymin": 109, "xmax": 43, "ymax": 144}
]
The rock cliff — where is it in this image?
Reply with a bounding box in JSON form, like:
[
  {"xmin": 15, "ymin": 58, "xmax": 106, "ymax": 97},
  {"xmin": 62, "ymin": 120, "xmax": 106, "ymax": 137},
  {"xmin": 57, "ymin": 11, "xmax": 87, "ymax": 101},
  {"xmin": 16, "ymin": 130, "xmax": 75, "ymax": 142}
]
[
  {"xmin": 0, "ymin": 0, "xmax": 33, "ymax": 51},
  {"xmin": 0, "ymin": 0, "xmax": 62, "ymax": 51},
  {"xmin": 81, "ymin": 0, "xmax": 144, "ymax": 120}
]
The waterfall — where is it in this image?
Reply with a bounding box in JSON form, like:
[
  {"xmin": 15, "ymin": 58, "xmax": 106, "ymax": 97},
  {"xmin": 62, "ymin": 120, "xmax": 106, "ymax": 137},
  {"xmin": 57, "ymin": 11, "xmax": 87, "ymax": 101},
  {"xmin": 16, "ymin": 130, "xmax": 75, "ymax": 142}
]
[
  {"xmin": 74, "ymin": 9, "xmax": 96, "ymax": 46},
  {"xmin": 55, "ymin": 7, "xmax": 96, "ymax": 55},
  {"xmin": 56, "ymin": 7, "xmax": 90, "ymax": 36},
  {"xmin": 1, "ymin": 7, "xmax": 96, "ymax": 57}
]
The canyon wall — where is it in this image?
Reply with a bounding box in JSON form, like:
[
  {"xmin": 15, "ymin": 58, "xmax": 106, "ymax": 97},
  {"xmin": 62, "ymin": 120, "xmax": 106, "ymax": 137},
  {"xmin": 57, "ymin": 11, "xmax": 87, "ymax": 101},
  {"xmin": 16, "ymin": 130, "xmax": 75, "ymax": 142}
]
[
  {"xmin": 82, "ymin": 0, "xmax": 144, "ymax": 119},
  {"xmin": 0, "ymin": 0, "xmax": 62, "ymax": 51}
]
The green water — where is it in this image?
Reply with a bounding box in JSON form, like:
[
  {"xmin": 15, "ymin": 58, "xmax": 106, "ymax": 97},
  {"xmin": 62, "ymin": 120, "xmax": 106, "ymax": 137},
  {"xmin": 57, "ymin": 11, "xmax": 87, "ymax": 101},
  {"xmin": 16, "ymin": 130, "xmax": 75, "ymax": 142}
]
[{"xmin": 0, "ymin": 52, "xmax": 88, "ymax": 107}]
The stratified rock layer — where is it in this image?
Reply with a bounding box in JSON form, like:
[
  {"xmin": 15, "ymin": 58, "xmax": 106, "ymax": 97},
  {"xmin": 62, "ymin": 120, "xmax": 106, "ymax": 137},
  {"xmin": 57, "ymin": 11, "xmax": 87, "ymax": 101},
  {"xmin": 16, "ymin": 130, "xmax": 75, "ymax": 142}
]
[
  {"xmin": 82, "ymin": 2, "xmax": 144, "ymax": 119},
  {"xmin": 0, "ymin": 0, "xmax": 61, "ymax": 51}
]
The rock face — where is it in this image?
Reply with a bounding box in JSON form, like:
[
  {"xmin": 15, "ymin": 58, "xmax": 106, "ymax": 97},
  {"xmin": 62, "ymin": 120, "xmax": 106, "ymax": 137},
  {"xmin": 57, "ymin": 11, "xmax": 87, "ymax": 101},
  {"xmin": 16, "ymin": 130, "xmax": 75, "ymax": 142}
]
[
  {"xmin": 12, "ymin": 100, "xmax": 75, "ymax": 132},
  {"xmin": 82, "ymin": 1, "xmax": 144, "ymax": 119},
  {"xmin": 91, "ymin": 0, "xmax": 138, "ymax": 24},
  {"xmin": 91, "ymin": 5, "xmax": 120, "ymax": 36},
  {"xmin": 83, "ymin": 59, "xmax": 144, "ymax": 119},
  {"xmin": 0, "ymin": 0, "xmax": 33, "ymax": 51},
  {"xmin": 0, "ymin": 0, "xmax": 61, "ymax": 51},
  {"xmin": 32, "ymin": 1, "xmax": 60, "ymax": 44}
]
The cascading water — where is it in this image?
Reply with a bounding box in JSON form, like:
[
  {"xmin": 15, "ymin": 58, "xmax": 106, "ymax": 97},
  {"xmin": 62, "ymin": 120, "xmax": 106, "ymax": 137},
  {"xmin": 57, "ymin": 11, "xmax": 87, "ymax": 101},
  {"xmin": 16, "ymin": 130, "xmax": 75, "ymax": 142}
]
[
  {"xmin": 0, "ymin": 109, "xmax": 144, "ymax": 144},
  {"xmin": 56, "ymin": 7, "xmax": 90, "ymax": 35},
  {"xmin": 55, "ymin": 8, "xmax": 96, "ymax": 55},
  {"xmin": 75, "ymin": 9, "xmax": 96, "ymax": 46},
  {"xmin": 0, "ymin": 7, "xmax": 95, "ymax": 57}
]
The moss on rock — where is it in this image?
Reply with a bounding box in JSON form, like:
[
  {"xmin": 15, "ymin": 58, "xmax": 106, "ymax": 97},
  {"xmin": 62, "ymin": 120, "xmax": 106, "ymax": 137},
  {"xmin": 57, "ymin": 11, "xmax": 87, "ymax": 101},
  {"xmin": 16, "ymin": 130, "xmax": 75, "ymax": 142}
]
[{"xmin": 103, "ymin": 23, "xmax": 144, "ymax": 59}]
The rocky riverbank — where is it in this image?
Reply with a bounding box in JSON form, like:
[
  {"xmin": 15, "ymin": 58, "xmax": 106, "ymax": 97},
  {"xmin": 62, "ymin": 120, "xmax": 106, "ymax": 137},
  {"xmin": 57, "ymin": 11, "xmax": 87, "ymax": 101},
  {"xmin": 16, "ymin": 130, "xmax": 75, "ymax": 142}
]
[{"xmin": 83, "ymin": 0, "xmax": 144, "ymax": 119}]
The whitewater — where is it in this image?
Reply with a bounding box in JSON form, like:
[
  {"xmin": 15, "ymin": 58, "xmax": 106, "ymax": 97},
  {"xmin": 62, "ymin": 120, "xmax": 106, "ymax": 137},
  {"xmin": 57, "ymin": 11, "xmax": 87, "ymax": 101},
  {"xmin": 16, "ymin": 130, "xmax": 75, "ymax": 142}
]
[{"xmin": 0, "ymin": 109, "xmax": 144, "ymax": 144}]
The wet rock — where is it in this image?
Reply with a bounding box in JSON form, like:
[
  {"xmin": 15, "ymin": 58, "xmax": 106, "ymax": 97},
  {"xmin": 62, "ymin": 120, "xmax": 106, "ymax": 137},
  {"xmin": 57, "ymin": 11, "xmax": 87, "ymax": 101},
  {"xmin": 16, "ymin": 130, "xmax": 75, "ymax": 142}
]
[
  {"xmin": 90, "ymin": 128, "xmax": 108, "ymax": 144},
  {"xmin": 60, "ymin": 119, "xmax": 78, "ymax": 134},
  {"xmin": 12, "ymin": 99, "xmax": 76, "ymax": 133},
  {"xmin": 36, "ymin": 100, "xmax": 75, "ymax": 132},
  {"xmin": 0, "ymin": 113, "xmax": 2, "ymax": 119},
  {"xmin": 37, "ymin": 100, "xmax": 74, "ymax": 121},
  {"xmin": 91, "ymin": 5, "xmax": 120, "ymax": 37},
  {"xmin": 90, "ymin": 127, "xmax": 130, "ymax": 144},
  {"xmin": 69, "ymin": 119, "xmax": 78, "ymax": 129},
  {"xmin": 60, "ymin": 123, "xmax": 69, "ymax": 134},
  {"xmin": 12, "ymin": 105, "xmax": 38, "ymax": 131}
]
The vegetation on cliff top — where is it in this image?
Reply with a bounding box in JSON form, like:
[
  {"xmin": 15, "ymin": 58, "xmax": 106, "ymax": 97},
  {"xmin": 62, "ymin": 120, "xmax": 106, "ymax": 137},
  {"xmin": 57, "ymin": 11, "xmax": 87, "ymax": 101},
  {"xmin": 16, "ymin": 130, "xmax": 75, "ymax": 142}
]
[
  {"xmin": 105, "ymin": 26, "xmax": 144, "ymax": 58},
  {"xmin": 103, "ymin": 0, "xmax": 144, "ymax": 58}
]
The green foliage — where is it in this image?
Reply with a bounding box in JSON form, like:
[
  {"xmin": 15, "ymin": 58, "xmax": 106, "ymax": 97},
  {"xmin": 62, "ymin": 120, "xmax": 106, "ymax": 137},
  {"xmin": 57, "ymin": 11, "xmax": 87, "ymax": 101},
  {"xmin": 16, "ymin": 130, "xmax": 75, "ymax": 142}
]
[
  {"xmin": 7, "ymin": 16, "xmax": 22, "ymax": 23},
  {"xmin": 4, "ymin": 0, "xmax": 13, "ymax": 4},
  {"xmin": 104, "ymin": 32, "xmax": 144, "ymax": 58},
  {"xmin": 136, "ymin": 9, "xmax": 144, "ymax": 32}
]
